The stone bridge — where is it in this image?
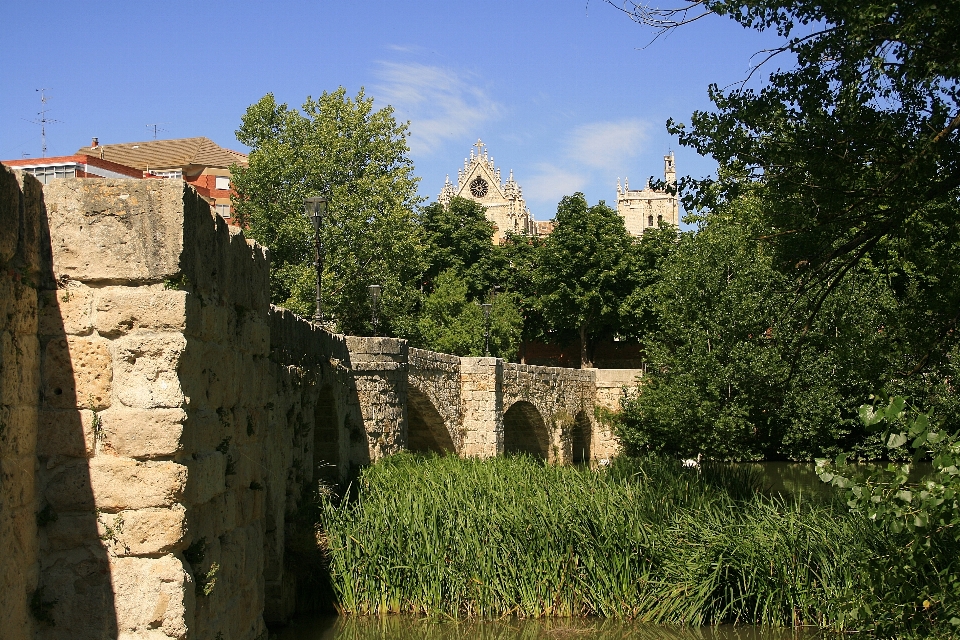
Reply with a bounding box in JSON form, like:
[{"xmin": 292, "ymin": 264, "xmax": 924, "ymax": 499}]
[{"xmin": 0, "ymin": 170, "xmax": 640, "ymax": 639}]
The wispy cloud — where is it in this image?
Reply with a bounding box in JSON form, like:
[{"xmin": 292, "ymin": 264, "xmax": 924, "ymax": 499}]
[
  {"xmin": 523, "ymin": 163, "xmax": 589, "ymax": 208},
  {"xmin": 566, "ymin": 119, "xmax": 648, "ymax": 170},
  {"xmin": 374, "ymin": 61, "xmax": 502, "ymax": 156}
]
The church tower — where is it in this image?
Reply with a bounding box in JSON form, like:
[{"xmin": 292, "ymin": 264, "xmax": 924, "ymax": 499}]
[
  {"xmin": 616, "ymin": 152, "xmax": 680, "ymax": 236},
  {"xmin": 438, "ymin": 140, "xmax": 538, "ymax": 243}
]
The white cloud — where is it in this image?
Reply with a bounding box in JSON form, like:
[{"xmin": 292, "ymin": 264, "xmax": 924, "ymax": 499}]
[
  {"xmin": 523, "ymin": 163, "xmax": 589, "ymax": 208},
  {"xmin": 566, "ymin": 119, "xmax": 649, "ymax": 170},
  {"xmin": 374, "ymin": 61, "xmax": 502, "ymax": 156}
]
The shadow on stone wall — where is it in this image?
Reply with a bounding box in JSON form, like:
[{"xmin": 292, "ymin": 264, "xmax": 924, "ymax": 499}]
[{"xmin": 0, "ymin": 168, "xmax": 118, "ymax": 640}]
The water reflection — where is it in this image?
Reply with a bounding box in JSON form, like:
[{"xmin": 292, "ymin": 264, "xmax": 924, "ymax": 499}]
[{"xmin": 274, "ymin": 616, "xmax": 828, "ymax": 640}]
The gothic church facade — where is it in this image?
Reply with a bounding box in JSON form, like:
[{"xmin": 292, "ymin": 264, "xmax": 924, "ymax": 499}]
[{"xmin": 438, "ymin": 140, "xmax": 540, "ymax": 243}]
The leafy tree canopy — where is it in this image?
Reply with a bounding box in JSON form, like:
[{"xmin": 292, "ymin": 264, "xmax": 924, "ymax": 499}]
[
  {"xmin": 232, "ymin": 88, "xmax": 426, "ymax": 336},
  {"xmin": 535, "ymin": 194, "xmax": 642, "ymax": 367},
  {"xmin": 612, "ymin": 0, "xmax": 960, "ymax": 366},
  {"xmin": 417, "ymin": 196, "xmax": 497, "ymax": 299}
]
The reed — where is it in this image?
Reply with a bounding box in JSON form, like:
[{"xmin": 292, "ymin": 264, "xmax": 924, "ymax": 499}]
[{"xmin": 317, "ymin": 454, "xmax": 875, "ymax": 629}]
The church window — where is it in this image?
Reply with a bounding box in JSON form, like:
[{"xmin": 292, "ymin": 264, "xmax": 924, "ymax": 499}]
[
  {"xmin": 648, "ymin": 215, "xmax": 654, "ymax": 227},
  {"xmin": 470, "ymin": 177, "xmax": 489, "ymax": 197},
  {"xmin": 657, "ymin": 215, "xmax": 663, "ymax": 224}
]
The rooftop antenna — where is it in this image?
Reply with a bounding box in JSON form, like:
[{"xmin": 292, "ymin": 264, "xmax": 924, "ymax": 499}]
[
  {"xmin": 145, "ymin": 123, "xmax": 169, "ymax": 139},
  {"xmin": 25, "ymin": 89, "xmax": 61, "ymax": 157}
]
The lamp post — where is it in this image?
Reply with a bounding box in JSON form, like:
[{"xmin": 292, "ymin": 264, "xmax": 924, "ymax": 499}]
[
  {"xmin": 368, "ymin": 284, "xmax": 382, "ymax": 336},
  {"xmin": 303, "ymin": 196, "xmax": 328, "ymax": 324},
  {"xmin": 481, "ymin": 303, "xmax": 493, "ymax": 357}
]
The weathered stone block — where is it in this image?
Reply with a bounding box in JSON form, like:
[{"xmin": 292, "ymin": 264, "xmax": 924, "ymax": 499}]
[
  {"xmin": 38, "ymin": 286, "xmax": 94, "ymax": 337},
  {"xmin": 7, "ymin": 284, "xmax": 38, "ymax": 336},
  {"xmin": 110, "ymin": 554, "xmax": 191, "ymax": 640},
  {"xmin": 196, "ymin": 304, "xmax": 229, "ymax": 342},
  {"xmin": 32, "ymin": 547, "xmax": 115, "ymax": 639},
  {"xmin": 0, "ymin": 456, "xmax": 36, "ymax": 511},
  {"xmin": 94, "ymin": 286, "xmax": 191, "ymax": 337},
  {"xmin": 37, "ymin": 408, "xmax": 95, "ymax": 458},
  {"xmin": 239, "ymin": 315, "xmax": 270, "ymax": 356},
  {"xmin": 42, "ymin": 336, "xmax": 112, "ymax": 410},
  {"xmin": 113, "ymin": 333, "xmax": 186, "ymax": 409},
  {"xmin": 42, "ymin": 459, "xmax": 96, "ymax": 511},
  {"xmin": 100, "ymin": 505, "xmax": 187, "ymax": 556},
  {"xmin": 42, "ymin": 179, "xmax": 187, "ymax": 283},
  {"xmin": 44, "ymin": 512, "xmax": 99, "ymax": 551},
  {"xmin": 0, "ymin": 405, "xmax": 37, "ymax": 459},
  {"xmin": 99, "ymin": 407, "xmax": 186, "ymax": 459},
  {"xmin": 188, "ymin": 490, "xmax": 236, "ymax": 542},
  {"xmin": 0, "ymin": 165, "xmax": 20, "ymax": 264},
  {"xmin": 184, "ymin": 451, "xmax": 226, "ymax": 505},
  {"xmin": 89, "ymin": 457, "xmax": 187, "ymax": 511},
  {"xmin": 0, "ymin": 332, "xmax": 39, "ymax": 408}
]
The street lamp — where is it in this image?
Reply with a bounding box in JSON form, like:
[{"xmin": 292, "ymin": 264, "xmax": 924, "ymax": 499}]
[
  {"xmin": 368, "ymin": 284, "xmax": 382, "ymax": 336},
  {"xmin": 481, "ymin": 303, "xmax": 493, "ymax": 356},
  {"xmin": 304, "ymin": 196, "xmax": 328, "ymax": 324}
]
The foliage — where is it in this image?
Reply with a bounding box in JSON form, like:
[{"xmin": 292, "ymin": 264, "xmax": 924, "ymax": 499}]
[
  {"xmin": 818, "ymin": 395, "xmax": 960, "ymax": 636},
  {"xmin": 319, "ymin": 454, "xmax": 877, "ymax": 628},
  {"xmin": 232, "ymin": 89, "xmax": 426, "ymax": 336},
  {"xmin": 418, "ymin": 196, "xmax": 497, "ymax": 299},
  {"xmin": 616, "ymin": 196, "xmax": 918, "ymax": 461},
  {"xmin": 614, "ymin": 0, "xmax": 960, "ymax": 365},
  {"xmin": 416, "ymin": 270, "xmax": 522, "ymax": 360},
  {"xmin": 535, "ymin": 194, "xmax": 641, "ymax": 367}
]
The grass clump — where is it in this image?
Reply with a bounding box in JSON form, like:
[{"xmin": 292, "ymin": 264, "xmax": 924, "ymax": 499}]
[{"xmin": 317, "ymin": 454, "xmax": 878, "ymax": 629}]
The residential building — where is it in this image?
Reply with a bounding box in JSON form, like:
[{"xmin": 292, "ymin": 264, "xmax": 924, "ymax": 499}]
[{"xmin": 75, "ymin": 137, "xmax": 248, "ymax": 222}]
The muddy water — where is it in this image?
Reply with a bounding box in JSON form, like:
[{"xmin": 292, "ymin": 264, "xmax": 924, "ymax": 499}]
[{"xmin": 274, "ymin": 616, "xmax": 829, "ymax": 640}]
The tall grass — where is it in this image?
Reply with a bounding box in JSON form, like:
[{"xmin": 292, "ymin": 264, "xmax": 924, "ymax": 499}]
[{"xmin": 317, "ymin": 454, "xmax": 876, "ymax": 628}]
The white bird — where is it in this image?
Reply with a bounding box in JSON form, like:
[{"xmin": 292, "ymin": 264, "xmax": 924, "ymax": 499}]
[{"xmin": 682, "ymin": 453, "xmax": 702, "ymax": 469}]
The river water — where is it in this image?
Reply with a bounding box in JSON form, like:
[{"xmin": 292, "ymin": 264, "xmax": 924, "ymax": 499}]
[{"xmin": 274, "ymin": 616, "xmax": 830, "ymax": 640}]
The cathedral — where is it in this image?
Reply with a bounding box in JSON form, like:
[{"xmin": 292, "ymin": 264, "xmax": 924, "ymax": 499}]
[
  {"xmin": 438, "ymin": 141, "xmax": 678, "ymax": 241},
  {"xmin": 438, "ymin": 140, "xmax": 544, "ymax": 243},
  {"xmin": 616, "ymin": 152, "xmax": 679, "ymax": 236}
]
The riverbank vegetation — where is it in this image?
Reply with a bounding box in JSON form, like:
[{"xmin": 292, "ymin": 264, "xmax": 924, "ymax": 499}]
[{"xmin": 313, "ymin": 454, "xmax": 958, "ymax": 636}]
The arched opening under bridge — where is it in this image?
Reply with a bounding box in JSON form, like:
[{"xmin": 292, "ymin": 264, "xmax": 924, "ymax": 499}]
[
  {"xmin": 503, "ymin": 400, "xmax": 549, "ymax": 459},
  {"xmin": 407, "ymin": 386, "xmax": 456, "ymax": 454},
  {"xmin": 571, "ymin": 410, "xmax": 591, "ymax": 464},
  {"xmin": 313, "ymin": 385, "xmax": 340, "ymax": 483}
]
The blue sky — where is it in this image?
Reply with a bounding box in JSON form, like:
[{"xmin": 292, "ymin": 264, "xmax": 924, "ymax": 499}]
[{"xmin": 1, "ymin": 1, "xmax": 782, "ymax": 222}]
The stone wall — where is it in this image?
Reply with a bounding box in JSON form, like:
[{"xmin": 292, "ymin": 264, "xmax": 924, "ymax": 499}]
[
  {"xmin": 20, "ymin": 177, "xmax": 368, "ymax": 639},
  {"xmin": 0, "ymin": 166, "xmax": 42, "ymax": 640},
  {"xmin": 592, "ymin": 369, "xmax": 643, "ymax": 460},
  {"xmin": 407, "ymin": 348, "xmax": 462, "ymax": 452}
]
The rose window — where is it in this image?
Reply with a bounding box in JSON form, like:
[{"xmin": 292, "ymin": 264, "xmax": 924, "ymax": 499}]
[{"xmin": 470, "ymin": 177, "xmax": 489, "ymax": 198}]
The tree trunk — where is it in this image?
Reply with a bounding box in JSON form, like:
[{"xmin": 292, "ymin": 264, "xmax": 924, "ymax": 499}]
[{"xmin": 579, "ymin": 324, "xmax": 593, "ymax": 369}]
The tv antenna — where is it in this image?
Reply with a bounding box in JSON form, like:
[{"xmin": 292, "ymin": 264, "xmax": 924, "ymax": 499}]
[
  {"xmin": 24, "ymin": 89, "xmax": 61, "ymax": 157},
  {"xmin": 145, "ymin": 123, "xmax": 169, "ymax": 139}
]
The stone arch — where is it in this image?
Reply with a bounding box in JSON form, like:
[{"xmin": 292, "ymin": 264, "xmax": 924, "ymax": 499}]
[
  {"xmin": 503, "ymin": 400, "xmax": 549, "ymax": 459},
  {"xmin": 313, "ymin": 385, "xmax": 340, "ymax": 483},
  {"xmin": 571, "ymin": 410, "xmax": 591, "ymax": 464},
  {"xmin": 407, "ymin": 386, "xmax": 456, "ymax": 453}
]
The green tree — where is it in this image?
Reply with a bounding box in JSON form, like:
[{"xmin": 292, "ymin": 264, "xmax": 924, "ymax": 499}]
[
  {"xmin": 616, "ymin": 195, "xmax": 911, "ymax": 461},
  {"xmin": 611, "ymin": 0, "xmax": 960, "ymax": 365},
  {"xmin": 535, "ymin": 194, "xmax": 639, "ymax": 368},
  {"xmin": 232, "ymin": 89, "xmax": 426, "ymax": 336},
  {"xmin": 418, "ymin": 196, "xmax": 496, "ymax": 299},
  {"xmin": 416, "ymin": 269, "xmax": 523, "ymax": 359}
]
